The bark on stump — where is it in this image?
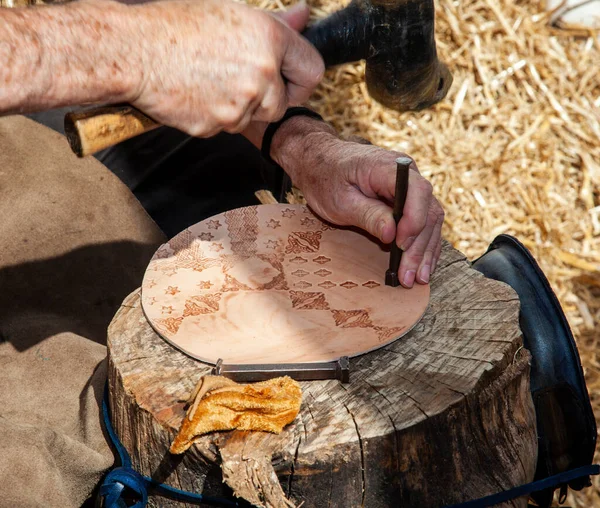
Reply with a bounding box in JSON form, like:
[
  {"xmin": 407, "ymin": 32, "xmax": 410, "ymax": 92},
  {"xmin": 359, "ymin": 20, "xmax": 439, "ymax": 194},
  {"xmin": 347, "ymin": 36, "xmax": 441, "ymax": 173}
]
[{"xmin": 107, "ymin": 241, "xmax": 537, "ymax": 507}]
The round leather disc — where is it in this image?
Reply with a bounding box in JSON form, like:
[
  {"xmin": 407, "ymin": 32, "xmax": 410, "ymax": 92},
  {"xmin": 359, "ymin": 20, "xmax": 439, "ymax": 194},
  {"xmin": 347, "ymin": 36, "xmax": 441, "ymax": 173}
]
[{"xmin": 141, "ymin": 204, "xmax": 430, "ymax": 364}]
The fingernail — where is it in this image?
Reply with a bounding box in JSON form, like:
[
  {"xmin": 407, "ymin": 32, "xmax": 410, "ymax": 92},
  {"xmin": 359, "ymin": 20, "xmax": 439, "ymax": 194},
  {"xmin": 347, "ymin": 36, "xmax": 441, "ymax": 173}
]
[
  {"xmin": 419, "ymin": 264, "xmax": 430, "ymax": 284},
  {"xmin": 400, "ymin": 236, "xmax": 416, "ymax": 251},
  {"xmin": 288, "ymin": 1, "xmax": 307, "ymax": 11},
  {"xmin": 402, "ymin": 270, "xmax": 416, "ymax": 288}
]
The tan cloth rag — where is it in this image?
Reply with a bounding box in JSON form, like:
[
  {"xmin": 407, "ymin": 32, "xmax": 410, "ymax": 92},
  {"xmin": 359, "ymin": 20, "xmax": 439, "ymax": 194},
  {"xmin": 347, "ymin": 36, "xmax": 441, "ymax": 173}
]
[
  {"xmin": 170, "ymin": 375, "xmax": 302, "ymax": 454},
  {"xmin": 0, "ymin": 116, "xmax": 165, "ymax": 507}
]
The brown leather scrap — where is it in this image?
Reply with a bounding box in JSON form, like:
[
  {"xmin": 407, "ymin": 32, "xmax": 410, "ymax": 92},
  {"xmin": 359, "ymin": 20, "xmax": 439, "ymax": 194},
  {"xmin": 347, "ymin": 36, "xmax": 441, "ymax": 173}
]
[{"xmin": 170, "ymin": 375, "xmax": 302, "ymax": 454}]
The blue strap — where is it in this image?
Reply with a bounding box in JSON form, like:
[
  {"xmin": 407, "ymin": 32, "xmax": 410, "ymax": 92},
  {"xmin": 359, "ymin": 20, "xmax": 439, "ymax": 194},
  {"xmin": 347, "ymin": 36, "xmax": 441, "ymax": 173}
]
[
  {"xmin": 100, "ymin": 386, "xmax": 239, "ymax": 507},
  {"xmin": 100, "ymin": 384, "xmax": 598, "ymax": 508},
  {"xmin": 444, "ymin": 464, "xmax": 600, "ymax": 508},
  {"xmin": 99, "ymin": 468, "xmax": 148, "ymax": 508}
]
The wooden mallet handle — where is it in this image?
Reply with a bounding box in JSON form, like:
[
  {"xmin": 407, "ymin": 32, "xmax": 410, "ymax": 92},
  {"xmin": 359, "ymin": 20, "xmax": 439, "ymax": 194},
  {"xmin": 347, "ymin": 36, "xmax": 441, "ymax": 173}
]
[{"xmin": 64, "ymin": 105, "xmax": 160, "ymax": 157}]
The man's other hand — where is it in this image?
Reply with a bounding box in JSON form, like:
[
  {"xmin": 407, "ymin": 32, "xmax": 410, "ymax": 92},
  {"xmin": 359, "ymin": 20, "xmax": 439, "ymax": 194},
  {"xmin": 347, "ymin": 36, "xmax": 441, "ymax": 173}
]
[
  {"xmin": 272, "ymin": 119, "xmax": 445, "ymax": 289},
  {"xmin": 129, "ymin": 0, "xmax": 324, "ymax": 137}
]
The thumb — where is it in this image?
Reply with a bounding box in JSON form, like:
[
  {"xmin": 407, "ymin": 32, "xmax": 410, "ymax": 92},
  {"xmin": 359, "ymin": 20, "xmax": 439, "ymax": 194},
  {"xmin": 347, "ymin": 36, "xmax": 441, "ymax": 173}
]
[{"xmin": 275, "ymin": 2, "xmax": 310, "ymax": 32}]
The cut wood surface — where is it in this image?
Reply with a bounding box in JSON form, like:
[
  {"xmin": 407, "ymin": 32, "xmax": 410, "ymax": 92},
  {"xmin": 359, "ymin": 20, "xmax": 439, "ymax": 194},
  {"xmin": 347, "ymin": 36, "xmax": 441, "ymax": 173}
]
[
  {"xmin": 108, "ymin": 240, "xmax": 537, "ymax": 508},
  {"xmin": 140, "ymin": 204, "xmax": 430, "ymax": 365}
]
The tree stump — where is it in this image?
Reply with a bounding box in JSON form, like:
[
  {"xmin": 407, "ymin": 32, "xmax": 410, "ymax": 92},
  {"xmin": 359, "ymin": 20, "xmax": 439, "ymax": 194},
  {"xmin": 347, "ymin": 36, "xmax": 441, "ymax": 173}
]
[{"xmin": 107, "ymin": 241, "xmax": 537, "ymax": 508}]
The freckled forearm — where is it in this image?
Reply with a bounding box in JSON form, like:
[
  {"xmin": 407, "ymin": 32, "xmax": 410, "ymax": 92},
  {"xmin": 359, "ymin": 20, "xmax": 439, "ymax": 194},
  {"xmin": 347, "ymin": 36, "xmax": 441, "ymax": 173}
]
[{"xmin": 0, "ymin": 0, "xmax": 142, "ymax": 115}]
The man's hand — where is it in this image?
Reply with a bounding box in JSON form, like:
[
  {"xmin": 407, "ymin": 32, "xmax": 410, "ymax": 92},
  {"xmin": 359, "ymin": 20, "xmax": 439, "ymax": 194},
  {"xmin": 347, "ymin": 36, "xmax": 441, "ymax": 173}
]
[
  {"xmin": 130, "ymin": 0, "xmax": 324, "ymax": 137},
  {"xmin": 0, "ymin": 0, "xmax": 324, "ymax": 138},
  {"xmin": 272, "ymin": 117, "xmax": 444, "ymax": 289}
]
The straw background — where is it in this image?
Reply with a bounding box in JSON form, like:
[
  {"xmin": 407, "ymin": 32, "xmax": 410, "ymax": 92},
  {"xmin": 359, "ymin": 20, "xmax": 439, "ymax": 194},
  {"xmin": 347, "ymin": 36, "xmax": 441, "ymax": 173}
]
[{"xmin": 249, "ymin": 0, "xmax": 600, "ymax": 505}]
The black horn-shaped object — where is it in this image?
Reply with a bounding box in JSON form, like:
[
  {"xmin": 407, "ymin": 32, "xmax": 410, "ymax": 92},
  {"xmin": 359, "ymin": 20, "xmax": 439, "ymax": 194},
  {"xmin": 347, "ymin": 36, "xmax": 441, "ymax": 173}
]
[
  {"xmin": 303, "ymin": 0, "xmax": 453, "ymax": 111},
  {"xmin": 472, "ymin": 235, "xmax": 597, "ymax": 508}
]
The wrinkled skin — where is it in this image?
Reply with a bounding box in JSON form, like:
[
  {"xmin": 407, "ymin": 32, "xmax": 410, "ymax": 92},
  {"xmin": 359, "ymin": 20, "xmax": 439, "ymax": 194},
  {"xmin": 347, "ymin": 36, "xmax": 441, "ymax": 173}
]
[
  {"xmin": 272, "ymin": 116, "xmax": 444, "ymax": 288},
  {"xmin": 130, "ymin": 0, "xmax": 325, "ymax": 137},
  {"xmin": 0, "ymin": 0, "xmax": 325, "ymax": 136}
]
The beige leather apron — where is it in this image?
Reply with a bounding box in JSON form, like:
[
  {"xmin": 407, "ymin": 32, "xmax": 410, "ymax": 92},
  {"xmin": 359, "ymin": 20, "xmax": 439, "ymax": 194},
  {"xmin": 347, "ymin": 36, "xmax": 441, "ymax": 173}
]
[{"xmin": 0, "ymin": 116, "xmax": 165, "ymax": 506}]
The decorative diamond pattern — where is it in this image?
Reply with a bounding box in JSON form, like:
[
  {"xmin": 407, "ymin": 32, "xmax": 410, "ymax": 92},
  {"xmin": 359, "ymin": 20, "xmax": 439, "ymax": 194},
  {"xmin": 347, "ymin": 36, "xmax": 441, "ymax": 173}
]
[
  {"xmin": 183, "ymin": 294, "xmax": 222, "ymax": 316},
  {"xmin": 362, "ymin": 281, "xmax": 380, "ymax": 289},
  {"xmin": 318, "ymin": 281, "xmax": 336, "ymax": 289},
  {"xmin": 294, "ymin": 281, "xmax": 312, "ymax": 289},
  {"xmin": 289, "ymin": 290, "xmax": 330, "ymax": 310},
  {"xmin": 285, "ymin": 231, "xmax": 322, "ymax": 254},
  {"xmin": 332, "ymin": 309, "xmax": 373, "ymax": 328},
  {"xmin": 290, "ymin": 256, "xmax": 308, "ymax": 264}
]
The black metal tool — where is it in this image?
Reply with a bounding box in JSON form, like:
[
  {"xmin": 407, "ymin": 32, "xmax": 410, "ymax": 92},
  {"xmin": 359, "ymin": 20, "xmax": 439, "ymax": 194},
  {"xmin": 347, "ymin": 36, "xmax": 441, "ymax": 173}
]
[
  {"xmin": 212, "ymin": 357, "xmax": 350, "ymax": 384},
  {"xmin": 385, "ymin": 157, "xmax": 412, "ymax": 287}
]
